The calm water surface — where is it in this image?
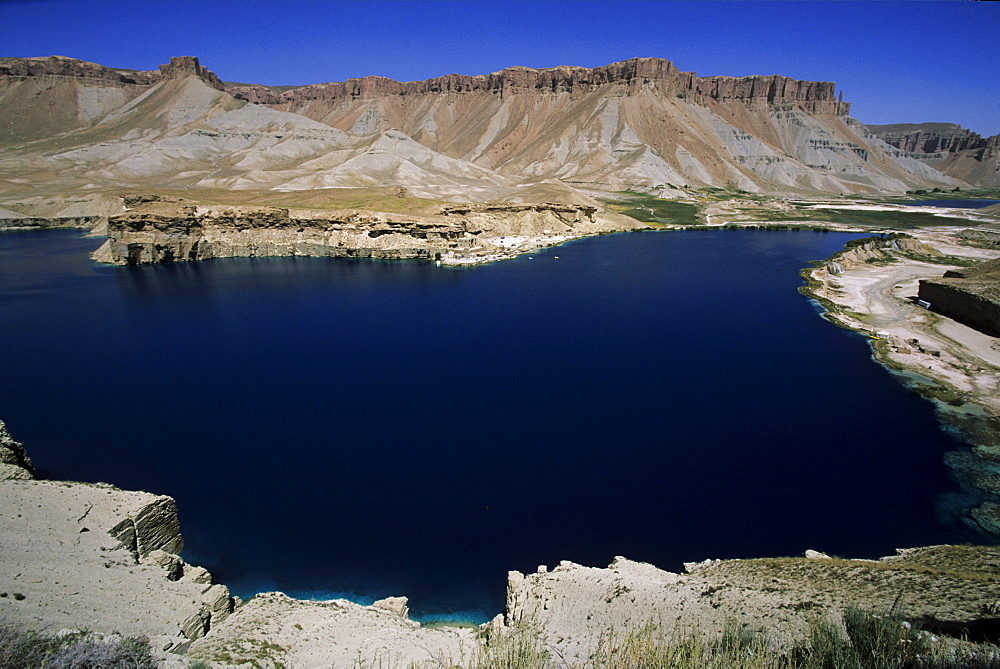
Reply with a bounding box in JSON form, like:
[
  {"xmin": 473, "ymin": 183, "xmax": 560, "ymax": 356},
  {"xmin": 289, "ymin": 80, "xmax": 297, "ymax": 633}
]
[{"xmin": 0, "ymin": 229, "xmax": 969, "ymax": 621}]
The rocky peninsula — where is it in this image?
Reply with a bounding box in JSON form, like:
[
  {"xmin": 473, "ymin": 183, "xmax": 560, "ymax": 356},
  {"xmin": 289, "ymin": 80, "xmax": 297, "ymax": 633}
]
[{"xmin": 89, "ymin": 195, "xmax": 641, "ymax": 267}]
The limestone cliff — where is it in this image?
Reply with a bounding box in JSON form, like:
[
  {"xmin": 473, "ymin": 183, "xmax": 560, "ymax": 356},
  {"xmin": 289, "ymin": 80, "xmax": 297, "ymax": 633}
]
[
  {"xmin": 155, "ymin": 56, "xmax": 225, "ymax": 91},
  {"xmin": 227, "ymin": 57, "xmax": 947, "ymax": 196},
  {"xmin": 919, "ymin": 257, "xmax": 1000, "ymax": 338},
  {"xmin": 0, "ymin": 214, "xmax": 104, "ymax": 230},
  {"xmin": 0, "ymin": 423, "xmax": 235, "ymax": 655},
  {"xmin": 0, "ymin": 55, "xmax": 222, "ymax": 91},
  {"xmin": 229, "ymin": 57, "xmax": 849, "ymax": 114},
  {"xmin": 0, "ymin": 55, "xmax": 158, "ymax": 86},
  {"xmin": 496, "ymin": 549, "xmax": 1000, "ymax": 663},
  {"xmin": 933, "ymin": 134, "xmax": 1000, "ymax": 190},
  {"xmin": 4, "ymin": 419, "xmax": 999, "ymax": 667},
  {"xmin": 189, "ymin": 547, "xmax": 1000, "ymax": 666},
  {"xmin": 92, "ymin": 200, "xmax": 638, "ymax": 266},
  {"xmin": 818, "ymin": 233, "xmax": 938, "ymax": 276},
  {"xmin": 868, "ymin": 122, "xmax": 987, "ymax": 154}
]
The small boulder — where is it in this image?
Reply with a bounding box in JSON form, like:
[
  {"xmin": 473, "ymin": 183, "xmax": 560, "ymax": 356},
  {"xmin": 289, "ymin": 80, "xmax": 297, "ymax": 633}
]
[
  {"xmin": 373, "ymin": 596, "xmax": 409, "ymax": 619},
  {"xmin": 140, "ymin": 549, "xmax": 184, "ymax": 581},
  {"xmin": 805, "ymin": 549, "xmax": 831, "ymax": 559}
]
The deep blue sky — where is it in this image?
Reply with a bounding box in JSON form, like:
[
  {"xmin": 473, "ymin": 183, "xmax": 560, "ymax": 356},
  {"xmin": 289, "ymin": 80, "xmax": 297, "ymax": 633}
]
[{"xmin": 2, "ymin": 0, "xmax": 998, "ymax": 135}]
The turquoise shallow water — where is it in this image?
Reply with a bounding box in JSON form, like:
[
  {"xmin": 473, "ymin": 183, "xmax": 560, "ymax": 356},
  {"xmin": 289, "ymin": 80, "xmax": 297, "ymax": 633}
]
[{"xmin": 0, "ymin": 228, "xmax": 974, "ymax": 621}]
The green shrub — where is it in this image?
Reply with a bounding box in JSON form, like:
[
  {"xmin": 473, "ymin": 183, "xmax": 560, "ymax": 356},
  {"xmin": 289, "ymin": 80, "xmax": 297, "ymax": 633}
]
[
  {"xmin": 472, "ymin": 622, "xmax": 549, "ymax": 669},
  {"xmin": 0, "ymin": 621, "xmax": 156, "ymax": 668}
]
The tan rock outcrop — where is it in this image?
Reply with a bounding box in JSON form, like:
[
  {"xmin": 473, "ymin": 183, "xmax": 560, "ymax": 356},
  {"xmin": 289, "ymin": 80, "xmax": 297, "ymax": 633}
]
[
  {"xmin": 0, "ymin": 420, "xmax": 34, "ymax": 480},
  {"xmin": 819, "ymin": 233, "xmax": 938, "ymax": 276},
  {"xmin": 498, "ymin": 549, "xmax": 1000, "ymax": 664},
  {"xmin": 372, "ymin": 595, "xmax": 410, "ymax": 619},
  {"xmin": 919, "ymin": 257, "xmax": 1000, "ymax": 338},
  {"xmin": 0, "ymin": 55, "xmax": 156, "ymax": 85},
  {"xmin": 0, "ymin": 478, "xmax": 233, "ymax": 651},
  {"xmin": 156, "ymin": 56, "xmax": 225, "ymax": 91},
  {"xmin": 0, "ymin": 54, "xmax": 222, "ymax": 91},
  {"xmin": 0, "ymin": 215, "xmax": 104, "ymax": 230},
  {"xmin": 187, "ymin": 592, "xmax": 477, "ymax": 667},
  {"xmin": 92, "ymin": 200, "xmax": 640, "ymax": 266},
  {"xmin": 1, "ymin": 423, "xmax": 232, "ymax": 653},
  {"xmin": 108, "ymin": 495, "xmax": 184, "ymax": 560}
]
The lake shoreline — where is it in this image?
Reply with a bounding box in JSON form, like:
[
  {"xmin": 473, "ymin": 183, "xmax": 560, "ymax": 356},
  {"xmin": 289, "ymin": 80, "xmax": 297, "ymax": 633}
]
[
  {"xmin": 3, "ymin": 215, "xmax": 1000, "ymax": 665},
  {"xmin": 798, "ymin": 226, "xmax": 1000, "ymax": 537},
  {"xmin": 4, "ymin": 428, "xmax": 999, "ymax": 666}
]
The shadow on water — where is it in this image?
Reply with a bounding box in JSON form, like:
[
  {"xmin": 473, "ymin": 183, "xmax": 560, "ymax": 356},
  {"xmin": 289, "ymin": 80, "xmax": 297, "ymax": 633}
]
[{"xmin": 0, "ymin": 228, "xmax": 981, "ymax": 621}]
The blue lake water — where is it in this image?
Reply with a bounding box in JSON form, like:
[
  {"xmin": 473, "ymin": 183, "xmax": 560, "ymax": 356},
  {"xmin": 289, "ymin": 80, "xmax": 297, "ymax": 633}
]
[
  {"xmin": 0, "ymin": 228, "xmax": 973, "ymax": 622},
  {"xmin": 901, "ymin": 199, "xmax": 999, "ymax": 208}
]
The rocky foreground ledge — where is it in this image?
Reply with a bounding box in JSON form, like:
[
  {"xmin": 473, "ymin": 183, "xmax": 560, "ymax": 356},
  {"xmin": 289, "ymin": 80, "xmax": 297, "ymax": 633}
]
[{"xmin": 3, "ymin": 420, "xmax": 999, "ymax": 667}]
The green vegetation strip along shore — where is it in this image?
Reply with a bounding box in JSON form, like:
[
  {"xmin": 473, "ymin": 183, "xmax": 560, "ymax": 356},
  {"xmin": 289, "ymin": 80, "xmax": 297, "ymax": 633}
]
[
  {"xmin": 607, "ymin": 189, "xmax": 1000, "ymax": 230},
  {"xmin": 601, "ymin": 191, "xmax": 701, "ymax": 227}
]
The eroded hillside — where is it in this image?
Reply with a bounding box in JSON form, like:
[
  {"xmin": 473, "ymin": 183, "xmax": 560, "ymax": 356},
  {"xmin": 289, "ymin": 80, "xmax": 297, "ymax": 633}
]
[
  {"xmin": 868, "ymin": 122, "xmax": 1000, "ymax": 189},
  {"xmin": 0, "ymin": 55, "xmax": 965, "ymax": 209}
]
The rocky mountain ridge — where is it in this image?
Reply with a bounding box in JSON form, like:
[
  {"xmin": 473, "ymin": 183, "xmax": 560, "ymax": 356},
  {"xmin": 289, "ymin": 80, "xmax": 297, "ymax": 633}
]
[
  {"xmin": 0, "ymin": 54, "xmax": 225, "ymax": 91},
  {"xmin": 868, "ymin": 122, "xmax": 990, "ymax": 154},
  {"xmin": 227, "ymin": 57, "xmax": 850, "ymax": 115},
  {"xmin": 867, "ymin": 122, "xmax": 1000, "ymax": 188}
]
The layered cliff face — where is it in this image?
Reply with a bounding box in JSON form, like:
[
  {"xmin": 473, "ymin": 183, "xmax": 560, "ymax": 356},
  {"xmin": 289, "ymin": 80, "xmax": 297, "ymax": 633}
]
[
  {"xmin": 0, "ymin": 56, "xmax": 224, "ymax": 145},
  {"xmin": 868, "ymin": 122, "xmax": 985, "ymax": 154},
  {"xmin": 868, "ymin": 122, "xmax": 1000, "ymax": 188},
  {"xmin": 933, "ymin": 134, "xmax": 1000, "ymax": 189},
  {"xmin": 229, "ymin": 58, "xmax": 849, "ymax": 114},
  {"xmin": 0, "ymin": 423, "xmax": 235, "ymax": 653},
  {"xmin": 230, "ymin": 57, "xmax": 950, "ymax": 195},
  {"xmin": 0, "ymin": 55, "xmax": 960, "ymax": 204},
  {"xmin": 93, "ymin": 199, "xmax": 638, "ymax": 266},
  {"xmin": 919, "ymin": 257, "xmax": 1000, "ymax": 338}
]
